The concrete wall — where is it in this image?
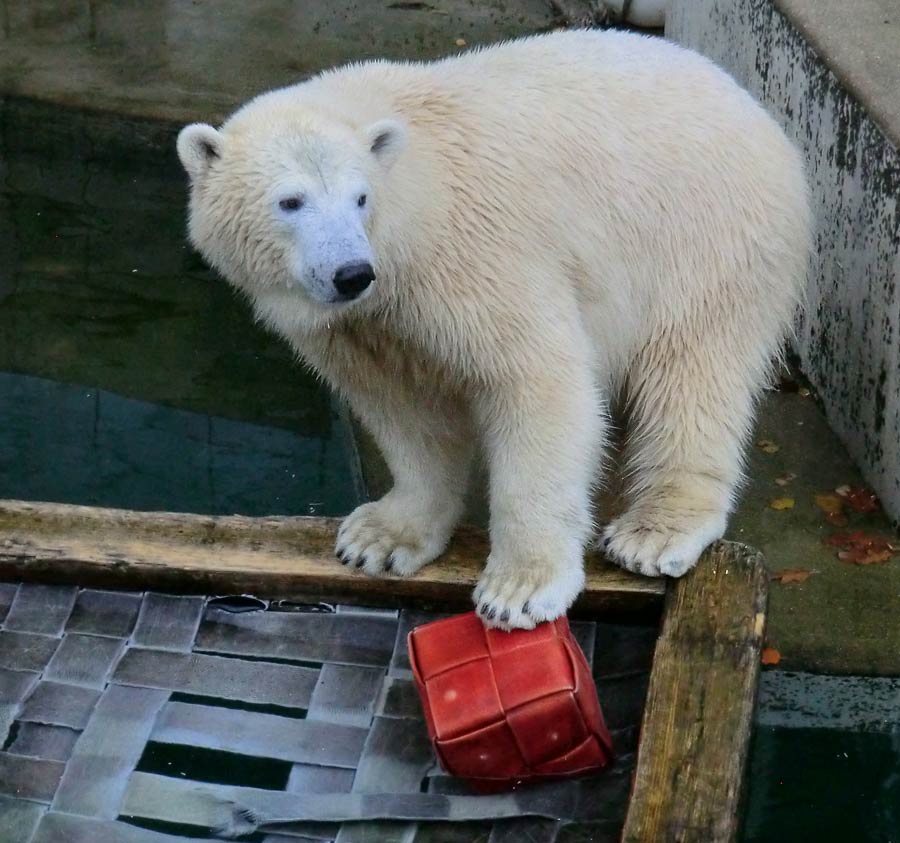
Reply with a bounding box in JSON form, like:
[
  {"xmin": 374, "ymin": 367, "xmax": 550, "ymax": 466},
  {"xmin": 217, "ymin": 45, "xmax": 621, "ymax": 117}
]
[{"xmin": 667, "ymin": 0, "xmax": 900, "ymax": 522}]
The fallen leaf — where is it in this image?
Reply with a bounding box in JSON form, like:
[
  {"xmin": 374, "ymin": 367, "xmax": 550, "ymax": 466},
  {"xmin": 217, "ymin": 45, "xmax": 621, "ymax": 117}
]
[
  {"xmin": 455, "ymin": 37, "xmax": 467, "ymax": 46},
  {"xmin": 772, "ymin": 569, "xmax": 815, "ymax": 584},
  {"xmin": 798, "ymin": 387, "xmax": 811, "ymax": 397},
  {"xmin": 814, "ymin": 493, "xmax": 844, "ymax": 514},
  {"xmin": 827, "ymin": 531, "xmax": 862, "ymax": 547},
  {"xmin": 844, "ymin": 487, "xmax": 879, "ymax": 513},
  {"xmin": 839, "ymin": 548, "xmax": 893, "ymax": 565},
  {"xmin": 827, "ymin": 531, "xmax": 897, "ymax": 564},
  {"xmin": 826, "ymin": 510, "xmax": 849, "ymax": 527},
  {"xmin": 774, "ymin": 472, "xmax": 797, "ymax": 487},
  {"xmin": 769, "ymin": 497, "xmax": 795, "ymax": 511},
  {"xmin": 761, "ymin": 647, "xmax": 781, "ymax": 665},
  {"xmin": 757, "ymin": 439, "xmax": 780, "ymax": 454}
]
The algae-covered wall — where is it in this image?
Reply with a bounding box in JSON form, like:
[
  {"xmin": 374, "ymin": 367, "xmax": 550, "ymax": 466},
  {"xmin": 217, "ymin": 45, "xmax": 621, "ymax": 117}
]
[{"xmin": 668, "ymin": 0, "xmax": 900, "ymax": 522}]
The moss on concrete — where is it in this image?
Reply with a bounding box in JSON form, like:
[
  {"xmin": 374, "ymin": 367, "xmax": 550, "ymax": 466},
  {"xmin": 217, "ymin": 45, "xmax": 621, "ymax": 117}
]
[{"xmin": 733, "ymin": 385, "xmax": 900, "ymax": 675}]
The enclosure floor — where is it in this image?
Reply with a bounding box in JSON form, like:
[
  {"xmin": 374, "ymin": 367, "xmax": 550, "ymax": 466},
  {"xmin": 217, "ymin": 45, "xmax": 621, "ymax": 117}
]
[{"xmin": 732, "ymin": 383, "xmax": 900, "ymax": 676}]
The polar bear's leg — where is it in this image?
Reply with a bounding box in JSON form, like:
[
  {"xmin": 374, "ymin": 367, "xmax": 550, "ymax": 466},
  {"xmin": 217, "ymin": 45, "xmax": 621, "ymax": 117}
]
[
  {"xmin": 335, "ymin": 379, "xmax": 474, "ymax": 578},
  {"xmin": 472, "ymin": 359, "xmax": 604, "ymax": 630},
  {"xmin": 603, "ymin": 330, "xmax": 763, "ymax": 577}
]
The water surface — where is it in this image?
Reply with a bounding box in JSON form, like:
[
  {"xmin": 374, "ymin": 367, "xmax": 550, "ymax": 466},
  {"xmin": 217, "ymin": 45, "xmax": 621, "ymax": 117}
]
[{"xmin": 0, "ymin": 99, "xmax": 361, "ymax": 516}]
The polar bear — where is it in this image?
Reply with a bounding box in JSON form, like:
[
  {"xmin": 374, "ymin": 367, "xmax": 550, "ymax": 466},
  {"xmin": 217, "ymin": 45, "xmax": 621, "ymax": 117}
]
[{"xmin": 177, "ymin": 30, "xmax": 809, "ymax": 630}]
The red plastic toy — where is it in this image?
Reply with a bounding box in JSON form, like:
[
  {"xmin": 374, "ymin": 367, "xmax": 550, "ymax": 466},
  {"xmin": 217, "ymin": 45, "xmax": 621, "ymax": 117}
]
[{"xmin": 408, "ymin": 612, "xmax": 613, "ymax": 790}]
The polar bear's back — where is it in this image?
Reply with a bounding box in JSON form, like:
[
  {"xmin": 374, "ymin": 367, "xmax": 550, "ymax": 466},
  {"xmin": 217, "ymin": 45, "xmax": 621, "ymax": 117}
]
[
  {"xmin": 287, "ymin": 30, "xmax": 808, "ymax": 358},
  {"xmin": 307, "ymin": 29, "xmax": 806, "ymax": 251},
  {"xmin": 315, "ymin": 29, "xmax": 785, "ymax": 157}
]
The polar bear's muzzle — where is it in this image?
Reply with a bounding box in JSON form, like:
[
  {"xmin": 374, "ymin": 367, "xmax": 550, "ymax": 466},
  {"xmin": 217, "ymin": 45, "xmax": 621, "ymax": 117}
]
[{"xmin": 332, "ymin": 262, "xmax": 375, "ymax": 301}]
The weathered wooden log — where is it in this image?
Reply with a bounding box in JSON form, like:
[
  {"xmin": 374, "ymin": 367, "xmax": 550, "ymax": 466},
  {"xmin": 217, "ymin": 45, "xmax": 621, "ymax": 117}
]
[
  {"xmin": 0, "ymin": 499, "xmax": 664, "ymax": 613},
  {"xmin": 622, "ymin": 541, "xmax": 768, "ymax": 843}
]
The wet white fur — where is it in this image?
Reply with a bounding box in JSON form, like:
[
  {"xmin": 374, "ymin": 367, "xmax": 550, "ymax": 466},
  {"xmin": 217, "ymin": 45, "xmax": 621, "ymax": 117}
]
[{"xmin": 178, "ymin": 30, "xmax": 810, "ymax": 630}]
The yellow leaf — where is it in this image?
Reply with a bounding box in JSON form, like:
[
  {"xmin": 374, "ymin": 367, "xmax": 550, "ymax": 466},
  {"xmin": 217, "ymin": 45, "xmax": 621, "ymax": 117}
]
[
  {"xmin": 814, "ymin": 493, "xmax": 844, "ymax": 514},
  {"xmin": 772, "ymin": 569, "xmax": 814, "ymax": 584},
  {"xmin": 769, "ymin": 497, "xmax": 795, "ymax": 511}
]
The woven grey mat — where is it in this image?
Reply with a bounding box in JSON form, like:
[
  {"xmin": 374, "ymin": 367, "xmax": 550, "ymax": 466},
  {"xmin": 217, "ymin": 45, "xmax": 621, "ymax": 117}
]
[{"xmin": 0, "ymin": 583, "xmax": 656, "ymax": 843}]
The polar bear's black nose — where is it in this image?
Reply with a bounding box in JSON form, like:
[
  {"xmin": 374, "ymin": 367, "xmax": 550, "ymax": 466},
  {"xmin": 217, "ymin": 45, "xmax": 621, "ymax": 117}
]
[{"xmin": 333, "ymin": 262, "xmax": 375, "ymax": 299}]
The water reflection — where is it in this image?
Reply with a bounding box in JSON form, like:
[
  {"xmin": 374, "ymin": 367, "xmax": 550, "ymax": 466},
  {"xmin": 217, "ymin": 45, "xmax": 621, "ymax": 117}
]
[{"xmin": 0, "ymin": 98, "xmax": 360, "ymax": 515}]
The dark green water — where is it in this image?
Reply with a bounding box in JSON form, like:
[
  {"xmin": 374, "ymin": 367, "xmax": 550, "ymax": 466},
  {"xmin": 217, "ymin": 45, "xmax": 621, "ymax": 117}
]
[
  {"xmin": 741, "ymin": 671, "xmax": 900, "ymax": 842},
  {"xmin": 0, "ymin": 99, "xmax": 361, "ymax": 516},
  {"xmin": 743, "ymin": 726, "xmax": 900, "ymax": 841}
]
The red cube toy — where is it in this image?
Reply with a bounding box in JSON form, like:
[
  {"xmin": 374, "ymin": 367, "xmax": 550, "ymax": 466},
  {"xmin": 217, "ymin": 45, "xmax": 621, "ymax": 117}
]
[{"xmin": 408, "ymin": 612, "xmax": 613, "ymax": 790}]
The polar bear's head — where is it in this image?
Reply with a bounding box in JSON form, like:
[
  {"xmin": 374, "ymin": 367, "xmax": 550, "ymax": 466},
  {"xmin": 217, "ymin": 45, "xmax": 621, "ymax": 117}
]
[{"xmin": 177, "ymin": 97, "xmax": 406, "ymax": 313}]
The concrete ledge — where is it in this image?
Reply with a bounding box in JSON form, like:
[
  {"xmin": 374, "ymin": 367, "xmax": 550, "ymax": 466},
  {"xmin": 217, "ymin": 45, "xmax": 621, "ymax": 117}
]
[
  {"xmin": 0, "ymin": 0, "xmax": 560, "ymax": 124},
  {"xmin": 776, "ymin": 0, "xmax": 900, "ymax": 148},
  {"xmin": 668, "ymin": 0, "xmax": 900, "ymax": 524}
]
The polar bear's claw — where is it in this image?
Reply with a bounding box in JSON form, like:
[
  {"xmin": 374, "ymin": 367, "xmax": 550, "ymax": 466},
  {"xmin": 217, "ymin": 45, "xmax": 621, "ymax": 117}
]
[
  {"xmin": 335, "ymin": 499, "xmax": 453, "ymax": 578},
  {"xmin": 473, "ymin": 551, "xmax": 585, "ymax": 632},
  {"xmin": 602, "ymin": 508, "xmax": 727, "ymax": 578}
]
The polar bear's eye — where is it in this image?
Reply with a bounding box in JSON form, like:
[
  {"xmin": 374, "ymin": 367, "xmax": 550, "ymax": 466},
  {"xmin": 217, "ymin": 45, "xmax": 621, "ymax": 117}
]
[
  {"xmin": 279, "ymin": 196, "xmax": 303, "ymax": 212},
  {"xmin": 357, "ymin": 194, "xmax": 367, "ymax": 208}
]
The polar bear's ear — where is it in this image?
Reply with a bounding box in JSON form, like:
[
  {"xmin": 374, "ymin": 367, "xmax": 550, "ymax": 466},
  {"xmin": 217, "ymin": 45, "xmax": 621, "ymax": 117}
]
[
  {"xmin": 177, "ymin": 123, "xmax": 224, "ymax": 182},
  {"xmin": 365, "ymin": 119, "xmax": 407, "ymax": 168}
]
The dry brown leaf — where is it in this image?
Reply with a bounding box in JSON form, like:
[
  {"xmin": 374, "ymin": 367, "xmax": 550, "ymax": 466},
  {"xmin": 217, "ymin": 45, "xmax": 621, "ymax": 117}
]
[
  {"xmin": 826, "ymin": 531, "xmax": 858, "ymax": 547},
  {"xmin": 827, "ymin": 530, "xmax": 892, "ymax": 549},
  {"xmin": 844, "ymin": 487, "xmax": 879, "ymax": 513},
  {"xmin": 757, "ymin": 439, "xmax": 780, "ymax": 454},
  {"xmin": 772, "ymin": 569, "xmax": 815, "ymax": 584},
  {"xmin": 769, "ymin": 497, "xmax": 795, "ymax": 511},
  {"xmin": 827, "ymin": 531, "xmax": 897, "ymax": 565},
  {"xmin": 774, "ymin": 472, "xmax": 797, "ymax": 487},
  {"xmin": 761, "ymin": 647, "xmax": 781, "ymax": 665},
  {"xmin": 839, "ymin": 548, "xmax": 893, "ymax": 565}
]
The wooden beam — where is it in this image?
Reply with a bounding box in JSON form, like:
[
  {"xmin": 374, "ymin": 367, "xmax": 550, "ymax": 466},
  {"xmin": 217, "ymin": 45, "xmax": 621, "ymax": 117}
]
[
  {"xmin": 621, "ymin": 541, "xmax": 768, "ymax": 843},
  {"xmin": 0, "ymin": 500, "xmax": 664, "ymax": 613}
]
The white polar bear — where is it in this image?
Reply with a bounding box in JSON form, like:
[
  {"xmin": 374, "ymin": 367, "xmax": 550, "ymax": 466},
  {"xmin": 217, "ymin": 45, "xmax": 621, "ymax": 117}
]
[{"xmin": 177, "ymin": 30, "xmax": 809, "ymax": 630}]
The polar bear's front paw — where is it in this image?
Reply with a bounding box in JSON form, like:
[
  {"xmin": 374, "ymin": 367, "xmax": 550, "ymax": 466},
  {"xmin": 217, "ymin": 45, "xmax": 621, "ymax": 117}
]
[
  {"xmin": 335, "ymin": 498, "xmax": 453, "ymax": 578},
  {"xmin": 473, "ymin": 549, "xmax": 585, "ymax": 631},
  {"xmin": 602, "ymin": 507, "xmax": 727, "ymax": 578}
]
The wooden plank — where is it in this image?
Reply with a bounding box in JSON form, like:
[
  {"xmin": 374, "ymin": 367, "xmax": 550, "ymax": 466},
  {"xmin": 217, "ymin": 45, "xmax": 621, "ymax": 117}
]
[
  {"xmin": 0, "ymin": 499, "xmax": 664, "ymax": 613},
  {"xmin": 621, "ymin": 541, "xmax": 768, "ymax": 843}
]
